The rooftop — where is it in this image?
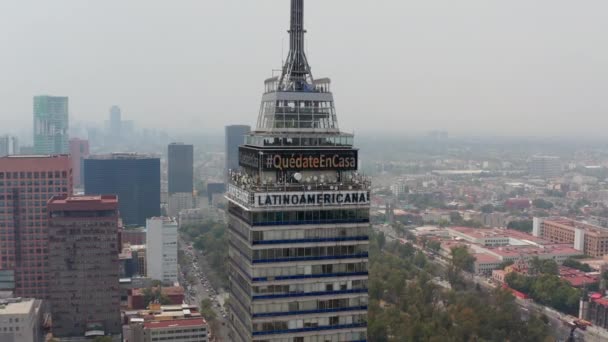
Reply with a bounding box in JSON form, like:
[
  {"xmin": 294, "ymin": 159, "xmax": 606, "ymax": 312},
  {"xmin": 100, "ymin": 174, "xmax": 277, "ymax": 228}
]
[
  {"xmin": 131, "ymin": 286, "xmax": 184, "ymax": 297},
  {"xmin": 88, "ymin": 152, "xmax": 159, "ymax": 160},
  {"xmin": 143, "ymin": 318, "xmax": 207, "ymax": 329},
  {"xmin": 0, "ymin": 298, "xmax": 38, "ymax": 315}
]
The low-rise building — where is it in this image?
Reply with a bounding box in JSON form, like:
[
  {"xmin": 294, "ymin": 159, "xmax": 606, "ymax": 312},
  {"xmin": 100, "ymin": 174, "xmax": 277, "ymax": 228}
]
[
  {"xmin": 128, "ymin": 286, "xmax": 185, "ymax": 310},
  {"xmin": 130, "ymin": 318, "xmax": 208, "ymax": 342},
  {"xmin": 534, "ymin": 217, "xmax": 608, "ymax": 257},
  {"xmin": 126, "ymin": 303, "xmax": 208, "ymax": 342},
  {"xmin": 0, "ymin": 297, "xmax": 43, "ymax": 342}
]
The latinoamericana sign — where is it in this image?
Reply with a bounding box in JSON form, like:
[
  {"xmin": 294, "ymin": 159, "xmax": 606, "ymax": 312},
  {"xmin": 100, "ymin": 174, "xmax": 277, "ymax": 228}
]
[
  {"xmin": 227, "ymin": 185, "xmax": 369, "ymax": 208},
  {"xmin": 239, "ymin": 147, "xmax": 358, "ymax": 171}
]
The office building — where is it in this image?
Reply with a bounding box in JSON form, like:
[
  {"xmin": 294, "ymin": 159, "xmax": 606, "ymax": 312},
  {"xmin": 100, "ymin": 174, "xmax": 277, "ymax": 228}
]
[
  {"xmin": 84, "ymin": 153, "xmax": 160, "ymax": 226},
  {"xmin": 167, "ymin": 192, "xmax": 194, "ymax": 218},
  {"xmin": 225, "ymin": 125, "xmax": 250, "ymax": 179},
  {"xmin": 0, "ymin": 155, "xmax": 72, "ymax": 298},
  {"xmin": 146, "ymin": 217, "xmax": 178, "ymax": 283},
  {"xmin": 0, "ymin": 297, "xmax": 43, "ymax": 342},
  {"xmin": 534, "ymin": 217, "xmax": 608, "ymax": 257},
  {"xmin": 69, "ymin": 138, "xmax": 90, "ymax": 187},
  {"xmin": 529, "ymin": 155, "xmax": 561, "ymax": 179},
  {"xmin": 0, "ymin": 135, "xmax": 19, "ymax": 156},
  {"xmin": 122, "ymin": 227, "xmax": 147, "ymax": 246},
  {"xmin": 47, "ymin": 195, "xmax": 121, "ymax": 338},
  {"xmin": 168, "ymin": 143, "xmax": 193, "ymax": 194},
  {"xmin": 109, "ymin": 105, "xmax": 122, "ymax": 138},
  {"xmin": 33, "ymin": 96, "xmax": 69, "ymax": 154},
  {"xmin": 226, "ymin": 1, "xmax": 369, "ymax": 340}
]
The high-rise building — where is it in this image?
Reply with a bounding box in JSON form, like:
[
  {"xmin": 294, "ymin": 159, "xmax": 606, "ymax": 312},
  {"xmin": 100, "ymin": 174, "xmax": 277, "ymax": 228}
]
[
  {"xmin": 167, "ymin": 192, "xmax": 195, "ymax": 218},
  {"xmin": 33, "ymin": 96, "xmax": 69, "ymax": 154},
  {"xmin": 146, "ymin": 217, "xmax": 178, "ymax": 283},
  {"xmin": 529, "ymin": 155, "xmax": 561, "ymax": 179},
  {"xmin": 84, "ymin": 153, "xmax": 160, "ymax": 226},
  {"xmin": 226, "ymin": 1, "xmax": 369, "ymax": 341},
  {"xmin": 0, "ymin": 135, "xmax": 19, "ymax": 156},
  {"xmin": 47, "ymin": 195, "xmax": 122, "ymax": 338},
  {"xmin": 168, "ymin": 143, "xmax": 194, "ymax": 194},
  {"xmin": 0, "ymin": 155, "xmax": 72, "ymax": 298},
  {"xmin": 0, "ymin": 297, "xmax": 43, "ymax": 342},
  {"xmin": 109, "ymin": 105, "xmax": 122, "ymax": 138},
  {"xmin": 225, "ymin": 125, "xmax": 251, "ymax": 180},
  {"xmin": 69, "ymin": 138, "xmax": 90, "ymax": 187}
]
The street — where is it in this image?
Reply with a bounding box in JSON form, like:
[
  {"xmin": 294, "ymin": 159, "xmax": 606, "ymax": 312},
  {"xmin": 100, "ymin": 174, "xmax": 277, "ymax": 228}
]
[{"xmin": 179, "ymin": 239, "xmax": 230, "ymax": 341}]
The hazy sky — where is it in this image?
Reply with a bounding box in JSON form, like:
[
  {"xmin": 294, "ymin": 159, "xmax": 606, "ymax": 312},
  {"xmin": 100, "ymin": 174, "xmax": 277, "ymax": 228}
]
[{"xmin": 1, "ymin": 0, "xmax": 607, "ymax": 137}]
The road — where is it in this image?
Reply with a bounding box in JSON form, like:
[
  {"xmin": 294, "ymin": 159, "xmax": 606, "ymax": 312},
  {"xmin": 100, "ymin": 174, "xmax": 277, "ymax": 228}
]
[{"xmin": 179, "ymin": 239, "xmax": 230, "ymax": 342}]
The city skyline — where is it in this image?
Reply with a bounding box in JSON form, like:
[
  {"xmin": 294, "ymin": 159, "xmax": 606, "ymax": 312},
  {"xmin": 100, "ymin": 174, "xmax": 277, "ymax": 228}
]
[{"xmin": 2, "ymin": 0, "xmax": 608, "ymax": 137}]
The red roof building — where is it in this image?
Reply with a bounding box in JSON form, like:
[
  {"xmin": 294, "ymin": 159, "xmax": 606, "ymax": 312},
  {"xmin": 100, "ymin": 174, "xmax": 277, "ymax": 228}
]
[{"xmin": 128, "ymin": 286, "xmax": 185, "ymax": 310}]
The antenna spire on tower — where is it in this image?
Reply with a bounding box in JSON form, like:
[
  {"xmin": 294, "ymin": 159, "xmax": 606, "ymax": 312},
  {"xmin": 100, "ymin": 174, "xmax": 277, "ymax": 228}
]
[{"xmin": 279, "ymin": 0, "xmax": 313, "ymax": 91}]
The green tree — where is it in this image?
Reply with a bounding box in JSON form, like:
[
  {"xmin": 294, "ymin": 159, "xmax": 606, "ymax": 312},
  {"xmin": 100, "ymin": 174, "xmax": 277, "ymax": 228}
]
[
  {"xmin": 562, "ymin": 258, "xmax": 592, "ymax": 272},
  {"xmin": 533, "ymin": 198, "xmax": 554, "ymax": 209},
  {"xmin": 507, "ymin": 220, "xmax": 533, "ymax": 233},
  {"xmin": 200, "ymin": 298, "xmax": 217, "ymax": 320},
  {"xmin": 480, "ymin": 204, "xmax": 494, "ymax": 213}
]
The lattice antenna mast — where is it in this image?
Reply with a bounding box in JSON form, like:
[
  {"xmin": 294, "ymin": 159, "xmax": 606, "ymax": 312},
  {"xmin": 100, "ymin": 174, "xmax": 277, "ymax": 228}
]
[{"xmin": 279, "ymin": 0, "xmax": 314, "ymax": 91}]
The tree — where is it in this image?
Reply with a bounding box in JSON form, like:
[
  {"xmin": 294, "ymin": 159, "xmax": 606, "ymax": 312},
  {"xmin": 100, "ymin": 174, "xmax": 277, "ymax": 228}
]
[
  {"xmin": 92, "ymin": 338, "xmax": 113, "ymax": 342},
  {"xmin": 451, "ymin": 246, "xmax": 475, "ymax": 273},
  {"xmin": 562, "ymin": 258, "xmax": 592, "ymax": 272},
  {"xmin": 533, "ymin": 198, "xmax": 554, "ymax": 210},
  {"xmin": 508, "ymin": 220, "xmax": 533, "ymax": 233},
  {"xmin": 480, "ymin": 204, "xmax": 494, "ymax": 213},
  {"xmin": 427, "ymin": 240, "xmax": 441, "ymax": 253},
  {"xmin": 200, "ymin": 298, "xmax": 217, "ymax": 321}
]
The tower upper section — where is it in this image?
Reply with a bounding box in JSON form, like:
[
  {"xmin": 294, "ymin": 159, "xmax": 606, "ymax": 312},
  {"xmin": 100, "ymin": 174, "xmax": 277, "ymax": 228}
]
[{"xmin": 255, "ymin": 0, "xmax": 341, "ymax": 135}]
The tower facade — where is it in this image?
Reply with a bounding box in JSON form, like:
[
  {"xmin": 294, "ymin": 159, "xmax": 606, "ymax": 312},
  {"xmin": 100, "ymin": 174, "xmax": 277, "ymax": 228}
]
[
  {"xmin": 0, "ymin": 155, "xmax": 73, "ymax": 298},
  {"xmin": 226, "ymin": 1, "xmax": 369, "ymax": 341},
  {"xmin": 168, "ymin": 143, "xmax": 194, "ymax": 194},
  {"xmin": 33, "ymin": 95, "xmax": 69, "ymax": 154},
  {"xmin": 146, "ymin": 217, "xmax": 178, "ymax": 284},
  {"xmin": 84, "ymin": 153, "xmax": 160, "ymax": 226},
  {"xmin": 47, "ymin": 195, "xmax": 122, "ymax": 337},
  {"xmin": 69, "ymin": 138, "xmax": 90, "ymax": 187}
]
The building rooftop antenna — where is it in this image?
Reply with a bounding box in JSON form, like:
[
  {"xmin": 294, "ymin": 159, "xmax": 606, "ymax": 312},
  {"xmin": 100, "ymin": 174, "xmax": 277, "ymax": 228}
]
[{"xmin": 278, "ymin": 0, "xmax": 313, "ymax": 91}]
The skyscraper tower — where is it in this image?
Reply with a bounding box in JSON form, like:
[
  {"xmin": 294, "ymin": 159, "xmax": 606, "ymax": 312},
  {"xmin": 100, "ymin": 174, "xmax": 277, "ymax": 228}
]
[
  {"xmin": 226, "ymin": 1, "xmax": 370, "ymax": 341},
  {"xmin": 168, "ymin": 143, "xmax": 194, "ymax": 194},
  {"xmin": 225, "ymin": 125, "xmax": 251, "ymax": 181},
  {"xmin": 33, "ymin": 95, "xmax": 69, "ymax": 154},
  {"xmin": 109, "ymin": 105, "xmax": 122, "ymax": 139}
]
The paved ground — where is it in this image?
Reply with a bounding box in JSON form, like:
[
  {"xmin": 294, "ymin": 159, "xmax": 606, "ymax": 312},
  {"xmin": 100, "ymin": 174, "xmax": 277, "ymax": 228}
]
[{"xmin": 179, "ymin": 239, "xmax": 230, "ymax": 341}]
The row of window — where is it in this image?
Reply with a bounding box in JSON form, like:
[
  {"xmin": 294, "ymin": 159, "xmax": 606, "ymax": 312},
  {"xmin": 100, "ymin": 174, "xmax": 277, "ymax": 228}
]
[
  {"xmin": 253, "ymin": 296, "xmax": 368, "ymax": 315},
  {"xmin": 253, "ymin": 314, "xmax": 367, "ymax": 333},
  {"xmin": 246, "ymin": 135, "xmax": 354, "ymax": 148},
  {"xmin": 252, "ymin": 245, "xmax": 368, "ymax": 262},
  {"xmin": 256, "ymin": 331, "xmax": 366, "ymax": 342},
  {"xmin": 0, "ymin": 180, "xmax": 68, "ymax": 187},
  {"xmin": 253, "ymin": 279, "xmax": 367, "ymax": 297},
  {"xmin": 0, "ymin": 187, "xmax": 69, "ymax": 194},
  {"xmin": 252, "ymin": 226, "xmax": 369, "ymax": 243},
  {"xmin": 0, "ymin": 171, "xmax": 70, "ymax": 179},
  {"xmin": 250, "ymin": 261, "xmax": 368, "ymax": 279},
  {"xmin": 229, "ymin": 205, "xmax": 369, "ymax": 227}
]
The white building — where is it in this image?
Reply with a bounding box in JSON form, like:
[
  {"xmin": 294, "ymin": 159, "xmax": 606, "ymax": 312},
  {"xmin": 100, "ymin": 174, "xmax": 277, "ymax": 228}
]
[
  {"xmin": 0, "ymin": 297, "xmax": 42, "ymax": 342},
  {"xmin": 146, "ymin": 217, "xmax": 178, "ymax": 283},
  {"xmin": 130, "ymin": 317, "xmax": 208, "ymax": 342}
]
